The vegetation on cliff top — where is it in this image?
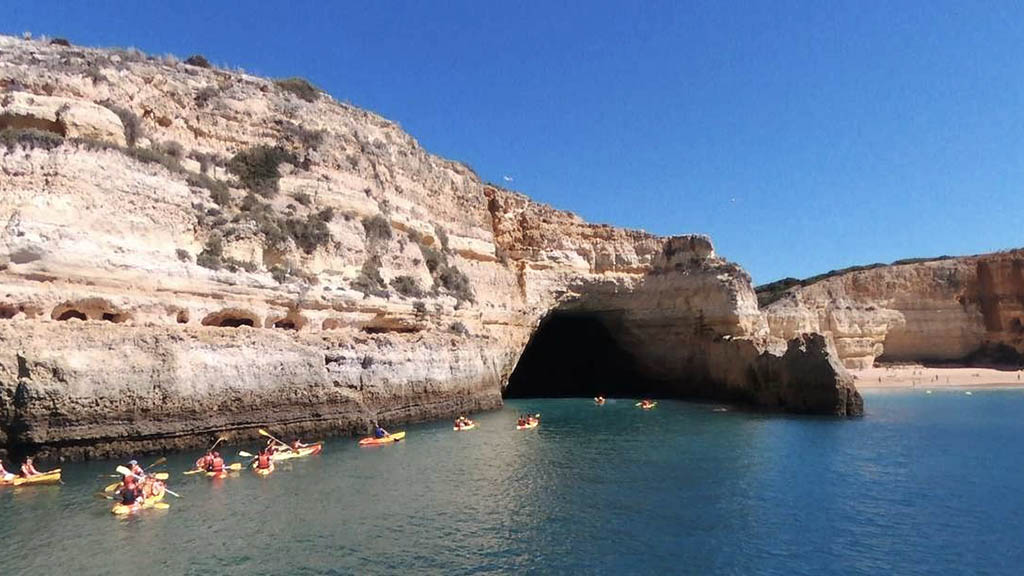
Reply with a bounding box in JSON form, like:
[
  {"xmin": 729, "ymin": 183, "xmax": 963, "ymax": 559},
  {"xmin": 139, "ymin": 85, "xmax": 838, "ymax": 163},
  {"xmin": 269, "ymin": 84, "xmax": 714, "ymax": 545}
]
[{"xmin": 755, "ymin": 256, "xmax": 956, "ymax": 308}]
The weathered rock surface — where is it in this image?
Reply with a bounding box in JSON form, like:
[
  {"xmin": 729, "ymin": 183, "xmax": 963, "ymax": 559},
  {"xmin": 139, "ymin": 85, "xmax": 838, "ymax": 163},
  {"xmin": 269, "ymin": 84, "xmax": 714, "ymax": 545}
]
[
  {"xmin": 0, "ymin": 36, "xmax": 859, "ymax": 460},
  {"xmin": 762, "ymin": 251, "xmax": 1024, "ymax": 369}
]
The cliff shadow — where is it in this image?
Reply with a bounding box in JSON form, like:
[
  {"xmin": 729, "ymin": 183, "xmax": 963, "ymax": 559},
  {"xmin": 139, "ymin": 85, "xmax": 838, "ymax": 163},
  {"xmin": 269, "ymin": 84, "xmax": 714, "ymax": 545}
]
[{"xmin": 504, "ymin": 310, "xmax": 655, "ymax": 398}]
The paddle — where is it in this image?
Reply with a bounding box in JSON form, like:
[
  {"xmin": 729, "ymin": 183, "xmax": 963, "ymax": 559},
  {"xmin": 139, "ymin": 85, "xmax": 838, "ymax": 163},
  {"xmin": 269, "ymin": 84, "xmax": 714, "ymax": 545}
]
[
  {"xmin": 258, "ymin": 429, "xmax": 295, "ymax": 452},
  {"xmin": 104, "ymin": 471, "xmax": 171, "ymax": 493},
  {"xmin": 238, "ymin": 451, "xmax": 254, "ymax": 458},
  {"xmin": 115, "ymin": 466, "xmax": 182, "ymax": 498}
]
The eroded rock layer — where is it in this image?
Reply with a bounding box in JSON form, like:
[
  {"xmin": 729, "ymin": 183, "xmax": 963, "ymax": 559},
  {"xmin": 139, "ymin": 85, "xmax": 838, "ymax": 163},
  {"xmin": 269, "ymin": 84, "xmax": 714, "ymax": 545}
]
[
  {"xmin": 763, "ymin": 251, "xmax": 1024, "ymax": 369},
  {"xmin": 0, "ymin": 36, "xmax": 858, "ymax": 459}
]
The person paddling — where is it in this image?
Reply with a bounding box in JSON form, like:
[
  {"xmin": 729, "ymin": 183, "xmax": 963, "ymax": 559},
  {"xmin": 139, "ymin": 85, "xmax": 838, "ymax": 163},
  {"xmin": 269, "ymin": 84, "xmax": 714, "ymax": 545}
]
[
  {"xmin": 373, "ymin": 422, "xmax": 389, "ymax": 439},
  {"xmin": 20, "ymin": 457, "xmax": 41, "ymax": 478},
  {"xmin": 207, "ymin": 451, "xmax": 225, "ymax": 473},
  {"xmin": 127, "ymin": 459, "xmax": 145, "ymax": 479},
  {"xmin": 0, "ymin": 460, "xmax": 13, "ymax": 482},
  {"xmin": 119, "ymin": 476, "xmax": 144, "ymax": 507},
  {"xmin": 255, "ymin": 447, "xmax": 273, "ymax": 472},
  {"xmin": 195, "ymin": 451, "xmax": 214, "ymax": 471}
]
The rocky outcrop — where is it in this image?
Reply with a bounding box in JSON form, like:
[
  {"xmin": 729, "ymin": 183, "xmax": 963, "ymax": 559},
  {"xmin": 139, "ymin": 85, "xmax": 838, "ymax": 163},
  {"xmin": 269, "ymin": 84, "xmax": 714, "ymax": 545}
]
[
  {"xmin": 0, "ymin": 36, "xmax": 859, "ymax": 460},
  {"xmin": 762, "ymin": 251, "xmax": 1024, "ymax": 369}
]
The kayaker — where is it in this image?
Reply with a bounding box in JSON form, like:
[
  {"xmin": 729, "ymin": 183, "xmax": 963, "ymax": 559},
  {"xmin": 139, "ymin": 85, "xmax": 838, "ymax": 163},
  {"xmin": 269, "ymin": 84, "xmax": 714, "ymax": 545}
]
[
  {"xmin": 195, "ymin": 451, "xmax": 214, "ymax": 471},
  {"xmin": 20, "ymin": 457, "xmax": 41, "ymax": 477},
  {"xmin": 373, "ymin": 422, "xmax": 389, "ymax": 439},
  {"xmin": 120, "ymin": 476, "xmax": 143, "ymax": 507},
  {"xmin": 255, "ymin": 448, "xmax": 272, "ymax": 472},
  {"xmin": 208, "ymin": 451, "xmax": 225, "ymax": 473},
  {"xmin": 0, "ymin": 460, "xmax": 13, "ymax": 482},
  {"xmin": 128, "ymin": 459, "xmax": 145, "ymax": 479},
  {"xmin": 290, "ymin": 439, "xmax": 309, "ymax": 450}
]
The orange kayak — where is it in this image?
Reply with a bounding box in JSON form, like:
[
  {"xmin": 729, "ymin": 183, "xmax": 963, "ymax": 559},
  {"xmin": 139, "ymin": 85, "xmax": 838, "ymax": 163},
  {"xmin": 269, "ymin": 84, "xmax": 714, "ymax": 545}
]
[
  {"xmin": 253, "ymin": 463, "xmax": 274, "ymax": 476},
  {"xmin": 359, "ymin": 431, "xmax": 406, "ymax": 446}
]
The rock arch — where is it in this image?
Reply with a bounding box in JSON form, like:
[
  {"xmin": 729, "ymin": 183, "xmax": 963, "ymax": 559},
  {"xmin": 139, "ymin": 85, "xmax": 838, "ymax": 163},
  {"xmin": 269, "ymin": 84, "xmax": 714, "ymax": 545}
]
[
  {"xmin": 51, "ymin": 298, "xmax": 132, "ymax": 323},
  {"xmin": 201, "ymin": 308, "xmax": 261, "ymax": 328}
]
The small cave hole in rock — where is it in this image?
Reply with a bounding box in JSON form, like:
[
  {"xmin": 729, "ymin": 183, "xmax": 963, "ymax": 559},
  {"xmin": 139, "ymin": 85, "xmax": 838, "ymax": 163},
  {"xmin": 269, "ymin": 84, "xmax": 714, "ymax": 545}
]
[
  {"xmin": 56, "ymin": 309, "xmax": 88, "ymax": 321},
  {"xmin": 176, "ymin": 310, "xmax": 189, "ymax": 324},
  {"xmin": 273, "ymin": 319, "xmax": 297, "ymax": 330},
  {"xmin": 505, "ymin": 311, "xmax": 652, "ymax": 398},
  {"xmin": 0, "ymin": 304, "xmax": 18, "ymax": 319},
  {"xmin": 219, "ymin": 317, "xmax": 254, "ymax": 328}
]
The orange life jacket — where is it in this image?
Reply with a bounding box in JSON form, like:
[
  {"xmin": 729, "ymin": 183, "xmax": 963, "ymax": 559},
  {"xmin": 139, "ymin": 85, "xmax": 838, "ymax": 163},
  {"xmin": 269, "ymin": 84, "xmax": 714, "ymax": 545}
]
[
  {"xmin": 257, "ymin": 453, "xmax": 271, "ymax": 469},
  {"xmin": 210, "ymin": 456, "xmax": 224, "ymax": 472}
]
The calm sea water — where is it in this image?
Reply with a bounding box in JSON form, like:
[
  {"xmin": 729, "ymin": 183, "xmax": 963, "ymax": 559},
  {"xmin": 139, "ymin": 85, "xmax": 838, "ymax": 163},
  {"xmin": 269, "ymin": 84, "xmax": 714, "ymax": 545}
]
[{"xmin": 3, "ymin": 390, "xmax": 1023, "ymax": 575}]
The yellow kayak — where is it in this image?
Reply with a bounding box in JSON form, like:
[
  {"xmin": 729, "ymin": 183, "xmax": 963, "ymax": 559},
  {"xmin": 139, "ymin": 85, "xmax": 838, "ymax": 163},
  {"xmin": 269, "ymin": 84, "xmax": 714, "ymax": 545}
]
[
  {"xmin": 359, "ymin": 431, "xmax": 406, "ymax": 446},
  {"xmin": 112, "ymin": 486, "xmax": 167, "ymax": 515},
  {"xmin": 11, "ymin": 470, "xmax": 61, "ymax": 486},
  {"xmin": 270, "ymin": 442, "xmax": 323, "ymax": 461}
]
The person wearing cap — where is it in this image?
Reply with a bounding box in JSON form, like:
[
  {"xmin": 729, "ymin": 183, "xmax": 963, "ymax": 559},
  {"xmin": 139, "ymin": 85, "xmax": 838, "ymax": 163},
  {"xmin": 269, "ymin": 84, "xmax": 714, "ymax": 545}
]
[{"xmin": 127, "ymin": 459, "xmax": 145, "ymax": 479}]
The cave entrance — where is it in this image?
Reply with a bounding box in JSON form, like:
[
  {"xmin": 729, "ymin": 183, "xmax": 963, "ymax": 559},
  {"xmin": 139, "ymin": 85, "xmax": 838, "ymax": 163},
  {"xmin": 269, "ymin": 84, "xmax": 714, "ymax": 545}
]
[{"xmin": 504, "ymin": 310, "xmax": 652, "ymax": 398}]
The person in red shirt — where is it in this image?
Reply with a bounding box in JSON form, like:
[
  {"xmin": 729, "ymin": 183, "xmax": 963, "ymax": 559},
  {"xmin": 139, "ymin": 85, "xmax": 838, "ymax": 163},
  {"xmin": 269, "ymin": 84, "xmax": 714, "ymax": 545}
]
[{"xmin": 128, "ymin": 459, "xmax": 145, "ymax": 478}]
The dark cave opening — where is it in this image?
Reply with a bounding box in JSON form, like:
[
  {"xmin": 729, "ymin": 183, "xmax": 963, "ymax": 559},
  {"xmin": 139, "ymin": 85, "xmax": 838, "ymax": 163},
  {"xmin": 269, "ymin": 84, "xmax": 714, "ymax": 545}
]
[{"xmin": 504, "ymin": 311, "xmax": 653, "ymax": 398}]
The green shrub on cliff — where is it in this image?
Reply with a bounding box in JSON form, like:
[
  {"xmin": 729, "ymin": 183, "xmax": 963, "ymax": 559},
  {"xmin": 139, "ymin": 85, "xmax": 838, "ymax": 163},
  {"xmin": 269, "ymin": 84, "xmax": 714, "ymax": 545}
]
[
  {"xmin": 0, "ymin": 128, "xmax": 64, "ymax": 150},
  {"xmin": 274, "ymin": 77, "xmax": 320, "ymax": 102},
  {"xmin": 391, "ymin": 275, "xmax": 424, "ymax": 298},
  {"xmin": 227, "ymin": 145, "xmax": 297, "ymax": 197}
]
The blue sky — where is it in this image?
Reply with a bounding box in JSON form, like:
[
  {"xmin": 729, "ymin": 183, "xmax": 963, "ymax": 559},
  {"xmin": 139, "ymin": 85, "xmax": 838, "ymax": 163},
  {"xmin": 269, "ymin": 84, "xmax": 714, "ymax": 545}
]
[{"xmin": 5, "ymin": 1, "xmax": 1024, "ymax": 283}]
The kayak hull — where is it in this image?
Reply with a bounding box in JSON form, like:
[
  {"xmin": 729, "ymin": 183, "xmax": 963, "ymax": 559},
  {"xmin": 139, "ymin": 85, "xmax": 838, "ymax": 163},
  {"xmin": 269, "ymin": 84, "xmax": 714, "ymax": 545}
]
[
  {"xmin": 516, "ymin": 421, "xmax": 539, "ymax": 430},
  {"xmin": 270, "ymin": 442, "xmax": 323, "ymax": 461},
  {"xmin": 641, "ymin": 402, "xmax": 658, "ymax": 410},
  {"xmin": 254, "ymin": 464, "xmax": 274, "ymax": 476},
  {"xmin": 453, "ymin": 422, "xmax": 476, "ymax": 431},
  {"xmin": 359, "ymin": 431, "xmax": 406, "ymax": 446},
  {"xmin": 10, "ymin": 470, "xmax": 61, "ymax": 486}
]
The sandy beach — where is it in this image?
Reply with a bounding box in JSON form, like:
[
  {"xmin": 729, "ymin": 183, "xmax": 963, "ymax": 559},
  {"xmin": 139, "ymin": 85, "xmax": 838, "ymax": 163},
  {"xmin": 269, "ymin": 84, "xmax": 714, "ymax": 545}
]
[{"xmin": 854, "ymin": 365, "xmax": 1024, "ymax": 389}]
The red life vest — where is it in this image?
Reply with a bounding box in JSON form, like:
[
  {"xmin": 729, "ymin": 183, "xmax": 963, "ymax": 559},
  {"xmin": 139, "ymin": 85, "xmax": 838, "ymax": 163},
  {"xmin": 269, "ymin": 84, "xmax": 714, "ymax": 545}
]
[
  {"xmin": 210, "ymin": 456, "xmax": 224, "ymax": 472},
  {"xmin": 257, "ymin": 453, "xmax": 271, "ymax": 469}
]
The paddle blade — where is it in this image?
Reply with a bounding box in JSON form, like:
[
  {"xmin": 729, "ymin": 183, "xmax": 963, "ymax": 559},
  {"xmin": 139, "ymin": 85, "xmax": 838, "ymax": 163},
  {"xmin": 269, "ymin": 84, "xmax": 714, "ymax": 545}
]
[
  {"xmin": 154, "ymin": 502, "xmax": 170, "ymax": 510},
  {"xmin": 104, "ymin": 482, "xmax": 120, "ymax": 493},
  {"xmin": 258, "ymin": 429, "xmax": 271, "ymax": 438},
  {"xmin": 94, "ymin": 492, "xmax": 114, "ymax": 500},
  {"xmin": 227, "ymin": 462, "xmax": 242, "ymax": 471},
  {"xmin": 148, "ymin": 456, "xmax": 167, "ymax": 469},
  {"xmin": 182, "ymin": 469, "xmax": 202, "ymax": 476},
  {"xmin": 152, "ymin": 472, "xmax": 169, "ymax": 481},
  {"xmin": 115, "ymin": 465, "xmax": 134, "ymax": 477},
  {"xmin": 238, "ymin": 451, "xmax": 254, "ymax": 458}
]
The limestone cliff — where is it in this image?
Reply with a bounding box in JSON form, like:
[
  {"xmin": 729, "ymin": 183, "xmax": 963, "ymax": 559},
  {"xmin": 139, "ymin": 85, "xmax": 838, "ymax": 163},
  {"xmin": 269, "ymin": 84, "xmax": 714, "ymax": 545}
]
[
  {"xmin": 761, "ymin": 251, "xmax": 1024, "ymax": 369},
  {"xmin": 0, "ymin": 36, "xmax": 859, "ymax": 460}
]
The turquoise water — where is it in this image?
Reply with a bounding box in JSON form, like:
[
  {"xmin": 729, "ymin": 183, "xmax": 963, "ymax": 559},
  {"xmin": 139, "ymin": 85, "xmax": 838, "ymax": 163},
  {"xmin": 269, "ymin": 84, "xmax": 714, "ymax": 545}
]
[{"xmin": 3, "ymin": 390, "xmax": 1024, "ymax": 575}]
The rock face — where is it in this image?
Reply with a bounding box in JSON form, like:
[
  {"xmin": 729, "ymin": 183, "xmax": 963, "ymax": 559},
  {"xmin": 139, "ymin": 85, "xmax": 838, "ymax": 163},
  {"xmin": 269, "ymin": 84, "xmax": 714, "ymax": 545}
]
[
  {"xmin": 762, "ymin": 252, "xmax": 1024, "ymax": 369},
  {"xmin": 0, "ymin": 36, "xmax": 859, "ymax": 460}
]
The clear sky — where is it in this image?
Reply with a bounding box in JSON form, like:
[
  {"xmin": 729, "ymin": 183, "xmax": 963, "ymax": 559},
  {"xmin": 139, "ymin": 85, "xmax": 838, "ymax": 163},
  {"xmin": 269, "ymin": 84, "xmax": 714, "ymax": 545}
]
[{"xmin": 5, "ymin": 1, "xmax": 1024, "ymax": 283}]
